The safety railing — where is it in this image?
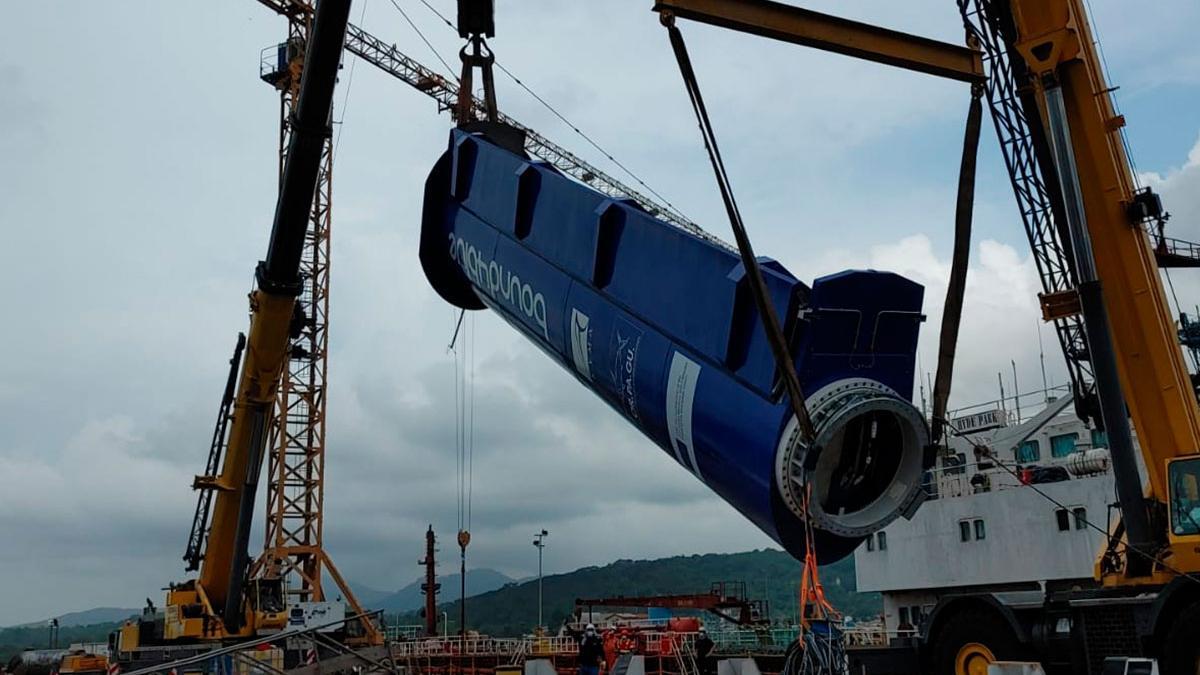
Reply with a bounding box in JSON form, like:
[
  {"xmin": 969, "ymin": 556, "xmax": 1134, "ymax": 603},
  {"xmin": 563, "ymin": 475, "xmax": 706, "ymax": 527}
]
[
  {"xmin": 527, "ymin": 636, "xmax": 579, "ymax": 656},
  {"xmin": 920, "ymin": 459, "xmax": 1041, "ymax": 500},
  {"xmin": 924, "ymin": 470, "xmax": 972, "ymax": 500},
  {"xmin": 384, "ymin": 624, "xmax": 426, "ymax": 641},
  {"xmin": 389, "ymin": 628, "xmax": 866, "ymax": 660},
  {"xmin": 259, "ymin": 42, "xmax": 296, "ymax": 85},
  {"xmin": 389, "ymin": 636, "xmax": 572, "ymax": 658},
  {"xmin": 841, "ymin": 626, "xmax": 892, "ymax": 648},
  {"xmin": 942, "ymin": 384, "xmax": 1071, "ymax": 428},
  {"xmin": 708, "ymin": 628, "xmax": 800, "ymax": 654},
  {"xmin": 567, "ymin": 618, "xmax": 671, "ymax": 632},
  {"xmin": 1154, "ymin": 235, "xmax": 1200, "ymax": 266}
]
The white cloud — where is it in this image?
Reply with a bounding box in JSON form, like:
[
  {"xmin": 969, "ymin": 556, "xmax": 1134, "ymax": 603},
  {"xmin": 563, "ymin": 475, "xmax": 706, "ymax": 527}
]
[
  {"xmin": 805, "ymin": 233, "xmax": 1051, "ymax": 408},
  {"xmin": 1142, "ymin": 132, "xmax": 1200, "ymax": 208}
]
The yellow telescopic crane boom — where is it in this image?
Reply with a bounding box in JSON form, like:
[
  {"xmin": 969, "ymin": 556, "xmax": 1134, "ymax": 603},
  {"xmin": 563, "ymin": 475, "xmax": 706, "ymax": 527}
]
[
  {"xmin": 186, "ymin": 0, "xmax": 352, "ymax": 635},
  {"xmin": 1001, "ymin": 0, "xmax": 1200, "ymax": 582}
]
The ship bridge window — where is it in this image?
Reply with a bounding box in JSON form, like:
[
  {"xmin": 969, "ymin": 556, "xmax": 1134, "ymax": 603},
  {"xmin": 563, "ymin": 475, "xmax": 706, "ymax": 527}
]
[
  {"xmin": 1072, "ymin": 507, "xmax": 1087, "ymax": 530},
  {"xmin": 1050, "ymin": 433, "xmax": 1078, "ymax": 458},
  {"xmin": 1168, "ymin": 458, "xmax": 1200, "ymax": 536},
  {"xmin": 866, "ymin": 531, "xmax": 887, "ymax": 552},
  {"xmin": 1055, "ymin": 508, "xmax": 1070, "ymax": 531},
  {"xmin": 1090, "ymin": 428, "xmax": 1108, "ymax": 448},
  {"xmin": 1016, "ymin": 439, "xmax": 1040, "ymax": 463},
  {"xmin": 943, "ymin": 452, "xmax": 967, "ymax": 475},
  {"xmin": 959, "ymin": 519, "xmax": 985, "ymax": 542}
]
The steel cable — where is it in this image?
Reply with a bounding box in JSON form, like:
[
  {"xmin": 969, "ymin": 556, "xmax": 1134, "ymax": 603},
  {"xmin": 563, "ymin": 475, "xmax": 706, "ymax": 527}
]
[
  {"xmin": 663, "ymin": 19, "xmax": 815, "ymax": 444},
  {"xmin": 411, "ymin": 0, "xmax": 694, "ymax": 226}
]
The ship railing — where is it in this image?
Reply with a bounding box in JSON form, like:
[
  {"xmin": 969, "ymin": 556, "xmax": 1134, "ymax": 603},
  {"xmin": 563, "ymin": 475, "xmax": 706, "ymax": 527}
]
[
  {"xmin": 526, "ymin": 636, "xmax": 579, "ymax": 655},
  {"xmin": 384, "ymin": 624, "xmax": 425, "ymax": 641},
  {"xmin": 640, "ymin": 631, "xmax": 697, "ymax": 655},
  {"xmin": 841, "ymin": 626, "xmax": 894, "ymax": 648},
  {"xmin": 392, "ymin": 629, "xmax": 850, "ymax": 659},
  {"xmin": 708, "ymin": 628, "xmax": 800, "ymax": 653},
  {"xmin": 668, "ymin": 634, "xmax": 699, "ymax": 675},
  {"xmin": 382, "ymin": 626, "xmax": 953, "ymax": 661},
  {"xmin": 618, "ymin": 618, "xmax": 672, "ymax": 630},
  {"xmin": 921, "ymin": 461, "xmax": 1019, "ymax": 500},
  {"xmin": 389, "ymin": 636, "xmax": 528, "ymax": 657},
  {"xmin": 924, "ymin": 471, "xmax": 972, "ymax": 500},
  {"xmin": 509, "ymin": 638, "xmax": 528, "ymax": 666},
  {"xmin": 569, "ymin": 618, "xmax": 672, "ymax": 631},
  {"xmin": 944, "ymin": 384, "xmax": 1071, "ymax": 427},
  {"xmin": 921, "ymin": 452, "xmax": 1111, "ymax": 501}
]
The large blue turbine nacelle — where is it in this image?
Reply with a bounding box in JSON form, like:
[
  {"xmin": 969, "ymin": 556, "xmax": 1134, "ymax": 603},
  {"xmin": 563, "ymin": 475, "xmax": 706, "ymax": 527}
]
[{"xmin": 420, "ymin": 129, "xmax": 932, "ymax": 562}]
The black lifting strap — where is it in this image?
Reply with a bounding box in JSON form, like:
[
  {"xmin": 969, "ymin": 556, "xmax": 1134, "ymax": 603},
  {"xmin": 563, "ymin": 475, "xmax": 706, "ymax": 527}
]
[
  {"xmin": 931, "ymin": 84, "xmax": 985, "ymax": 446},
  {"xmin": 665, "ymin": 20, "xmax": 816, "ymax": 445}
]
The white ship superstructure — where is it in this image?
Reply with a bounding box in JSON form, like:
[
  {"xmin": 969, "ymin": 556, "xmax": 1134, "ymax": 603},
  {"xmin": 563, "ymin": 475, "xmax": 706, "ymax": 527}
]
[{"xmin": 854, "ymin": 390, "xmax": 1121, "ymax": 634}]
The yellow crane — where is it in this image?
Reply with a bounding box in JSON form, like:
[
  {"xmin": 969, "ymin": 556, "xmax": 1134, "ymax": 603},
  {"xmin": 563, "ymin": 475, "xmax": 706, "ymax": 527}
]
[
  {"xmin": 118, "ymin": 0, "xmax": 354, "ymax": 650},
  {"xmin": 650, "ymin": 0, "xmax": 1200, "ymax": 672},
  {"xmin": 121, "ymin": 0, "xmax": 711, "ymax": 660}
]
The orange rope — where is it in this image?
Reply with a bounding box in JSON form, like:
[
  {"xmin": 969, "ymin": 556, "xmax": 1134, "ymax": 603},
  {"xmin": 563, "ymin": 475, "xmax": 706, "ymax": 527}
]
[{"xmin": 796, "ymin": 486, "xmax": 839, "ymax": 628}]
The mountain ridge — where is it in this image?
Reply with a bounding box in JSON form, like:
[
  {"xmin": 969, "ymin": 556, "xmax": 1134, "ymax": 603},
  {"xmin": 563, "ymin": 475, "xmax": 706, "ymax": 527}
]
[
  {"xmin": 1, "ymin": 550, "xmax": 878, "ymax": 661},
  {"xmin": 6, "ymin": 607, "xmax": 139, "ymax": 630},
  {"xmin": 390, "ymin": 548, "xmax": 879, "ymax": 636},
  {"xmin": 352, "ymin": 569, "xmax": 514, "ymax": 613}
]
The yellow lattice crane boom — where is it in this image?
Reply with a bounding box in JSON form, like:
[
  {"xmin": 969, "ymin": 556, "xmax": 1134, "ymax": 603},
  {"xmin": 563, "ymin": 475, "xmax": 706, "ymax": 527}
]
[{"xmin": 128, "ymin": 0, "xmax": 353, "ymax": 647}]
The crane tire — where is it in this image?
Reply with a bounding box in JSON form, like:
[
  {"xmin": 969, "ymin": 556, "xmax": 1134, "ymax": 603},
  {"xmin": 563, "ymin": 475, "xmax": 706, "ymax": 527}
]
[
  {"xmin": 1161, "ymin": 600, "xmax": 1200, "ymax": 675},
  {"xmin": 931, "ymin": 607, "xmax": 1027, "ymax": 675}
]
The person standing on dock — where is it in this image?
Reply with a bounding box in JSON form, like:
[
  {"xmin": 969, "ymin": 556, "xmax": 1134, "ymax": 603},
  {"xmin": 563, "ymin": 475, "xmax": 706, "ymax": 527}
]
[
  {"xmin": 694, "ymin": 627, "xmax": 715, "ymax": 675},
  {"xmin": 577, "ymin": 624, "xmax": 604, "ymax": 675}
]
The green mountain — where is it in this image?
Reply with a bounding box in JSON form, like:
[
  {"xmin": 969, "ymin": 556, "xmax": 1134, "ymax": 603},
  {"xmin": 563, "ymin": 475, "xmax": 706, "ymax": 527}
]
[
  {"xmin": 30, "ymin": 608, "xmax": 139, "ymax": 629},
  {"xmin": 2, "ymin": 609, "xmax": 141, "ymax": 664},
  {"xmin": 0, "ymin": 550, "xmax": 878, "ymax": 662},
  {"xmin": 0, "ymin": 622, "xmax": 120, "ymax": 664},
  {"xmin": 357, "ymin": 569, "xmax": 513, "ymax": 613},
  {"xmin": 347, "ymin": 582, "xmax": 392, "ymax": 607},
  {"xmin": 393, "ymin": 549, "xmax": 879, "ymax": 637}
]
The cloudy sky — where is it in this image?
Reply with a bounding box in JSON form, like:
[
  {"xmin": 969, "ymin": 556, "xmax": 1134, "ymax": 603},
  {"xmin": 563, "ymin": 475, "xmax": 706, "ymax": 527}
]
[{"xmin": 1, "ymin": 1, "xmax": 1198, "ymax": 626}]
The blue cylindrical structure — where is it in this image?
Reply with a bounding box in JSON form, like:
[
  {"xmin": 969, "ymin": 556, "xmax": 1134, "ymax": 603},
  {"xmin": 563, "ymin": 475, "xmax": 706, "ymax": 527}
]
[{"xmin": 421, "ymin": 129, "xmax": 931, "ymax": 562}]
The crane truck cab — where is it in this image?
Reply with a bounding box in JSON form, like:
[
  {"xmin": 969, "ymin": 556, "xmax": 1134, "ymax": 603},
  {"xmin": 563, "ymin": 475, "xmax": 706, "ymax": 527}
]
[{"xmin": 1167, "ymin": 457, "xmax": 1200, "ymax": 539}]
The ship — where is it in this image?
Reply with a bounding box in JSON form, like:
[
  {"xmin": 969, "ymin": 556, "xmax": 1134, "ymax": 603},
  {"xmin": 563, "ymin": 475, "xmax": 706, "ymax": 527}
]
[{"xmin": 850, "ymin": 385, "xmax": 1123, "ymax": 671}]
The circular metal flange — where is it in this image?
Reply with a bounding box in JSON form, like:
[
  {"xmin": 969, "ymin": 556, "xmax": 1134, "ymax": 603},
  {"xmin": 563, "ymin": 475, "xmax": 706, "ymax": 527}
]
[{"xmin": 774, "ymin": 378, "xmax": 929, "ymax": 538}]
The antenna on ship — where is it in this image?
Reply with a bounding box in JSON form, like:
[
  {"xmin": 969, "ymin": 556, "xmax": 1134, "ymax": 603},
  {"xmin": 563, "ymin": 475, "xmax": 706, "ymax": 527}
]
[
  {"xmin": 997, "ymin": 372, "xmax": 1007, "ymax": 422},
  {"xmin": 926, "ymin": 372, "xmax": 935, "ymax": 421},
  {"xmin": 919, "ymin": 377, "xmax": 929, "ymax": 421},
  {"xmin": 1011, "ymin": 360, "xmax": 1022, "ymax": 423},
  {"xmin": 917, "ymin": 352, "xmax": 929, "ymax": 421},
  {"xmin": 1038, "ymin": 320, "xmax": 1051, "ymax": 403}
]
